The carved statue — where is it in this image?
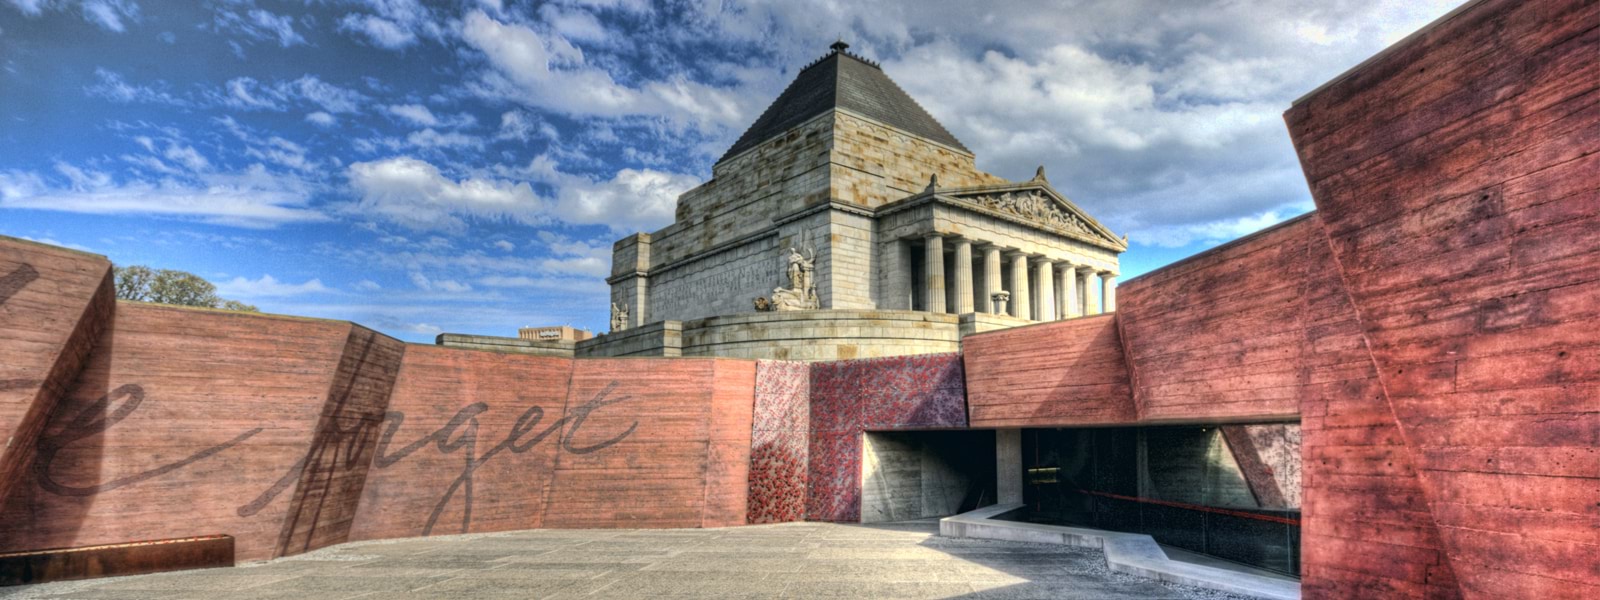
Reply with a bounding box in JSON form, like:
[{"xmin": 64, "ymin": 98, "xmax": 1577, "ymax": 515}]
[
  {"xmin": 786, "ymin": 247, "xmax": 813, "ymax": 294},
  {"xmin": 770, "ymin": 243, "xmax": 819, "ymax": 311},
  {"xmin": 753, "ymin": 297, "xmax": 772, "ymax": 311},
  {"xmin": 610, "ymin": 302, "xmax": 629, "ymax": 332}
]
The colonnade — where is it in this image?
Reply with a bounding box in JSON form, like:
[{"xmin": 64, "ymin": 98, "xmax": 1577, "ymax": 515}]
[{"xmin": 922, "ymin": 234, "xmax": 1116, "ymax": 320}]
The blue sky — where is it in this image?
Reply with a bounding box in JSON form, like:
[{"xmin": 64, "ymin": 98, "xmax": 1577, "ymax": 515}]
[{"xmin": 0, "ymin": 0, "xmax": 1460, "ymax": 342}]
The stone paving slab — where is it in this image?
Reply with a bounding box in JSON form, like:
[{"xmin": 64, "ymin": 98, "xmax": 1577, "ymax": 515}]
[{"xmin": 2, "ymin": 520, "xmax": 1253, "ymax": 600}]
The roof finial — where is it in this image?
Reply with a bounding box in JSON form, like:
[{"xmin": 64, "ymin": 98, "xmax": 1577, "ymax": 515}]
[
  {"xmin": 830, "ymin": 39, "xmax": 849, "ymax": 54},
  {"xmin": 925, "ymin": 173, "xmax": 939, "ymax": 193},
  {"xmin": 1033, "ymin": 165, "xmax": 1047, "ymax": 182}
]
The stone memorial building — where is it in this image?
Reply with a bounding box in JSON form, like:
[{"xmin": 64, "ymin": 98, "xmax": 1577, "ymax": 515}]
[{"xmin": 579, "ymin": 42, "xmax": 1127, "ymax": 360}]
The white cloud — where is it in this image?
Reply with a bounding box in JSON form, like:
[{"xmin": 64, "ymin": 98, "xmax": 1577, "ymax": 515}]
[
  {"xmin": 519, "ymin": 155, "xmax": 697, "ymax": 232},
  {"xmin": 5, "ymin": 0, "xmax": 48, "ymax": 16},
  {"xmin": 459, "ymin": 10, "xmax": 749, "ymax": 130},
  {"xmin": 1132, "ymin": 204, "xmax": 1312, "ymax": 248},
  {"xmin": 346, "ymin": 156, "xmax": 543, "ymax": 232},
  {"xmin": 85, "ymin": 68, "xmax": 187, "ymax": 106},
  {"xmin": 386, "ymin": 103, "xmax": 439, "ymax": 127},
  {"xmin": 336, "ymin": 0, "xmax": 444, "ymax": 50},
  {"xmin": 221, "ymin": 76, "xmax": 282, "ymax": 110},
  {"xmin": 0, "ymin": 162, "xmax": 327, "ymax": 229},
  {"xmin": 355, "ymin": 279, "xmax": 383, "ymax": 291},
  {"xmin": 492, "ymin": 239, "xmax": 514, "ymax": 251},
  {"xmin": 213, "ymin": 7, "xmax": 305, "ymax": 47},
  {"xmin": 17, "ymin": 235, "xmax": 92, "ymax": 252},
  {"xmin": 81, "ymin": 0, "xmax": 138, "ymax": 32},
  {"xmin": 338, "ymin": 13, "xmax": 415, "ymax": 49},
  {"xmin": 407, "ymin": 271, "xmax": 472, "ymax": 293},
  {"xmin": 306, "ymin": 111, "xmax": 337, "ymax": 127},
  {"xmin": 405, "ymin": 128, "xmax": 483, "ymax": 149},
  {"xmin": 476, "ymin": 274, "xmax": 604, "ymax": 294},
  {"xmin": 216, "ymin": 274, "xmax": 332, "ymax": 297},
  {"xmin": 533, "ymin": 231, "xmax": 610, "ymax": 277},
  {"xmin": 495, "ymin": 110, "xmax": 557, "ymax": 142},
  {"xmin": 215, "ymin": 75, "xmax": 369, "ymax": 114},
  {"xmin": 216, "ymin": 117, "xmax": 319, "ymax": 172}
]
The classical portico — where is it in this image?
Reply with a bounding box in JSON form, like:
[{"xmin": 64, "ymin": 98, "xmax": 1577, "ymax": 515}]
[{"xmin": 887, "ymin": 171, "xmax": 1124, "ymax": 323}]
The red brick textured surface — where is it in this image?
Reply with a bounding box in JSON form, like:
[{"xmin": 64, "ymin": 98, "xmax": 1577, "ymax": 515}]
[
  {"xmin": 1288, "ymin": 0, "xmax": 1600, "ymax": 596},
  {"xmin": 0, "ymin": 237, "xmax": 114, "ymax": 506}
]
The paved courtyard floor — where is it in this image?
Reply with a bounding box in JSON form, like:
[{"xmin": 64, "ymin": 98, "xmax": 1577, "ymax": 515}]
[{"xmin": 4, "ymin": 520, "xmax": 1252, "ymax": 599}]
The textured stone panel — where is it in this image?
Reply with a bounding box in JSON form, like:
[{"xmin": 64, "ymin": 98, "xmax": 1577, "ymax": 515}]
[
  {"xmin": 747, "ymin": 360, "xmax": 810, "ymax": 524},
  {"xmin": 806, "ymin": 353, "xmax": 966, "ymax": 522}
]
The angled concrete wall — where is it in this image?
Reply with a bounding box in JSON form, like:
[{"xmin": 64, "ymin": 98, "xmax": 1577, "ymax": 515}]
[
  {"xmin": 0, "ymin": 238, "xmax": 114, "ymax": 507},
  {"xmin": 1287, "ymin": 0, "xmax": 1600, "ymax": 596}
]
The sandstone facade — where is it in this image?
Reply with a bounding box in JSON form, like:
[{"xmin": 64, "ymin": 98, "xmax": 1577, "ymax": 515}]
[{"xmin": 600, "ymin": 43, "xmax": 1127, "ymax": 359}]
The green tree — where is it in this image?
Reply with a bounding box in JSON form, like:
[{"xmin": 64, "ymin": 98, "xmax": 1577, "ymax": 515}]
[
  {"xmin": 114, "ymin": 265, "xmax": 156, "ymax": 302},
  {"xmin": 114, "ymin": 265, "xmax": 259, "ymax": 312}
]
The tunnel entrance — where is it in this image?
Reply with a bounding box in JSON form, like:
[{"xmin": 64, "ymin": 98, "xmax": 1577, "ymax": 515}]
[
  {"xmin": 860, "ymin": 430, "xmax": 997, "ymax": 523},
  {"xmin": 1007, "ymin": 425, "xmax": 1302, "ymax": 576}
]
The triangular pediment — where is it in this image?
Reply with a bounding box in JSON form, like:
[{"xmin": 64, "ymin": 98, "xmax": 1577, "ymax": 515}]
[{"xmin": 931, "ymin": 182, "xmax": 1127, "ymax": 251}]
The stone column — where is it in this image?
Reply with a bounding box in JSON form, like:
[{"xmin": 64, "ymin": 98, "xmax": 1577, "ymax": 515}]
[
  {"xmin": 1061, "ymin": 264, "xmax": 1080, "ymax": 318},
  {"xmin": 981, "ymin": 245, "xmax": 1002, "ymax": 314},
  {"xmin": 1102, "ymin": 272, "xmax": 1117, "ymax": 312},
  {"xmin": 923, "ymin": 234, "xmax": 946, "ymax": 314},
  {"xmin": 1080, "ymin": 266, "xmax": 1100, "ymax": 314},
  {"xmin": 952, "ymin": 239, "xmax": 974, "ymax": 314},
  {"xmin": 1034, "ymin": 259, "xmax": 1055, "ymax": 321},
  {"xmin": 997, "ymin": 429, "xmax": 1023, "ymax": 504},
  {"xmin": 1008, "ymin": 252, "xmax": 1030, "ymax": 319}
]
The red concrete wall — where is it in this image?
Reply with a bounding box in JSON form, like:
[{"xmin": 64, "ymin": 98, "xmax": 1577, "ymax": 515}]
[
  {"xmin": 1117, "ymin": 217, "xmax": 1312, "ymax": 423},
  {"xmin": 962, "ymin": 316, "xmax": 1133, "ymax": 428},
  {"xmin": 0, "ymin": 304, "xmax": 375, "ymax": 561},
  {"xmin": 1288, "ymin": 0, "xmax": 1599, "ymax": 596},
  {"xmin": 276, "ymin": 326, "xmax": 406, "ymax": 556},
  {"xmin": 0, "ymin": 240, "xmax": 760, "ymax": 560},
  {"xmin": 541, "ymin": 358, "xmax": 753, "ymax": 529},
  {"xmin": 1295, "ymin": 228, "xmax": 1458, "ymax": 598},
  {"xmin": 350, "ymin": 353, "xmax": 754, "ymax": 538},
  {"xmin": 967, "ymin": 214, "xmax": 1463, "ymax": 595},
  {"xmin": 0, "ymin": 237, "xmax": 114, "ymax": 505},
  {"xmin": 347, "ymin": 346, "xmax": 571, "ymax": 540}
]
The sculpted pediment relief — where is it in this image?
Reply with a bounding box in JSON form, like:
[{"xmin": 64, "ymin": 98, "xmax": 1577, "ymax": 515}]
[
  {"xmin": 960, "ymin": 189, "xmax": 1091, "ymax": 234},
  {"xmin": 941, "ymin": 182, "xmax": 1127, "ymax": 250}
]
